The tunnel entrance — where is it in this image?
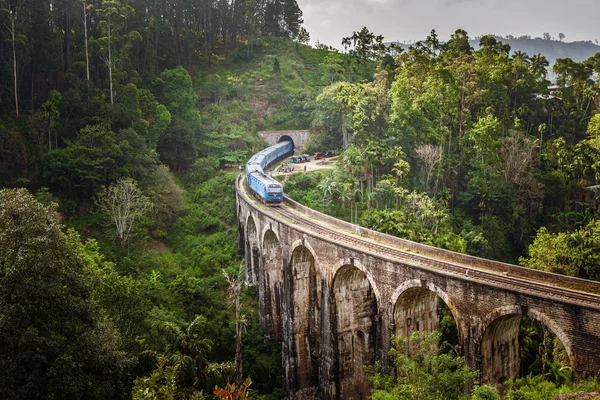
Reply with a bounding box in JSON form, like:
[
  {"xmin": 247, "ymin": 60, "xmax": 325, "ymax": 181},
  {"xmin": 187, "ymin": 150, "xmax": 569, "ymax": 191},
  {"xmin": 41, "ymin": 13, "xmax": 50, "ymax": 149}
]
[
  {"xmin": 278, "ymin": 135, "xmax": 295, "ymax": 150},
  {"xmin": 262, "ymin": 230, "xmax": 283, "ymax": 340},
  {"xmin": 333, "ymin": 265, "xmax": 378, "ymax": 400}
]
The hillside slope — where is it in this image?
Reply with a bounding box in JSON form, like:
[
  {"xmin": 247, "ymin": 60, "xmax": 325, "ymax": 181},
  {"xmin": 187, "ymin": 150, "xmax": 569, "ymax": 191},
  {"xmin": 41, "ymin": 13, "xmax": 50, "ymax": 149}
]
[{"xmin": 193, "ymin": 39, "xmax": 332, "ymax": 137}]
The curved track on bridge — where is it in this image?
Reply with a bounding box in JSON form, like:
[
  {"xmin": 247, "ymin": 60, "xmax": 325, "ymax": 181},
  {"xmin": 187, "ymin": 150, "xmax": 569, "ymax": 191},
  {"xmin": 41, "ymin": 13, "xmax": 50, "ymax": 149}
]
[{"xmin": 238, "ymin": 176, "xmax": 600, "ymax": 311}]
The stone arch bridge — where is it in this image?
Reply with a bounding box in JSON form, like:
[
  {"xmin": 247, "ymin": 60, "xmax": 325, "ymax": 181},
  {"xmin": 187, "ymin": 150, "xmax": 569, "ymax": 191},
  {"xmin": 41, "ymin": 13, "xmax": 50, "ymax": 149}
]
[{"xmin": 236, "ymin": 176, "xmax": 600, "ymax": 399}]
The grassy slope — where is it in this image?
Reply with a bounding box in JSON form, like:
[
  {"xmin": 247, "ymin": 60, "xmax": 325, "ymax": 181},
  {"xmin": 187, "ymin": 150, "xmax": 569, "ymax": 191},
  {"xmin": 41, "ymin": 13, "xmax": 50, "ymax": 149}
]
[{"xmin": 192, "ymin": 38, "xmax": 332, "ymax": 144}]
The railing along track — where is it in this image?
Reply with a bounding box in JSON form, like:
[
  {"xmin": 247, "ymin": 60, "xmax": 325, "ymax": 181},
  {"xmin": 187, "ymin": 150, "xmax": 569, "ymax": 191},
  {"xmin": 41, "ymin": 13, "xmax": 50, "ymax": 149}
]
[{"xmin": 272, "ymin": 205, "xmax": 600, "ymax": 310}]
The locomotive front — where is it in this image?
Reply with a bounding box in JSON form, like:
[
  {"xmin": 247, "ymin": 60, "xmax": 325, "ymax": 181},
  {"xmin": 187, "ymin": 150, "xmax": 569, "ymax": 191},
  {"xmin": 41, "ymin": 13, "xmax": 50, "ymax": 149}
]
[{"xmin": 244, "ymin": 140, "xmax": 293, "ymax": 206}]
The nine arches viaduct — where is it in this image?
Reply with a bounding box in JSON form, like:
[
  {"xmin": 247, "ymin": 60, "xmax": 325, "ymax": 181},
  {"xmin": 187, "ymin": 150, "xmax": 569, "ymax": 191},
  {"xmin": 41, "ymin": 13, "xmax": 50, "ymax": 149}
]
[{"xmin": 236, "ymin": 175, "xmax": 600, "ymax": 399}]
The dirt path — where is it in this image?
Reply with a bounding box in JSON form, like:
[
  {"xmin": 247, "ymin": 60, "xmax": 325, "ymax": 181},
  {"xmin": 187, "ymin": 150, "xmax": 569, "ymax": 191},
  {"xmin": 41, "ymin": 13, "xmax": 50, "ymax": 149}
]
[{"xmin": 269, "ymin": 156, "xmax": 338, "ymax": 183}]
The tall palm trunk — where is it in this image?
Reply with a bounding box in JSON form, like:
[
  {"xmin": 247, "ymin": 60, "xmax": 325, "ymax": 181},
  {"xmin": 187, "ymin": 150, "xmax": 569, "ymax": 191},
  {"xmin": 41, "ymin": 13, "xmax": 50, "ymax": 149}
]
[
  {"xmin": 11, "ymin": 13, "xmax": 18, "ymax": 117},
  {"xmin": 83, "ymin": 1, "xmax": 90, "ymax": 88},
  {"xmin": 108, "ymin": 20, "xmax": 114, "ymax": 104}
]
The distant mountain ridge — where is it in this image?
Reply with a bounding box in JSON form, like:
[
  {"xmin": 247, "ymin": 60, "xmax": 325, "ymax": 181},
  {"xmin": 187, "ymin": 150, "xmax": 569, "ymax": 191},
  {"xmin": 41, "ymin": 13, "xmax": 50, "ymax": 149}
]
[{"xmin": 389, "ymin": 36, "xmax": 600, "ymax": 67}]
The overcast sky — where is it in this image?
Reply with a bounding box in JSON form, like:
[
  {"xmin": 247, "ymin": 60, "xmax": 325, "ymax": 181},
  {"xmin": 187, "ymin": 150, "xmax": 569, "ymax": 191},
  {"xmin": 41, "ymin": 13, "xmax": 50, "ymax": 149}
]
[{"xmin": 297, "ymin": 0, "xmax": 600, "ymax": 48}]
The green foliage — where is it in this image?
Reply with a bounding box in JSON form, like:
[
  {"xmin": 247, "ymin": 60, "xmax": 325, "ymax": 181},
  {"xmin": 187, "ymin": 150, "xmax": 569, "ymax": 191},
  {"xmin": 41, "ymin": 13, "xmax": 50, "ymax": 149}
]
[
  {"xmin": 132, "ymin": 357, "xmax": 206, "ymax": 400},
  {"xmin": 44, "ymin": 123, "xmax": 159, "ymax": 201},
  {"xmin": 66, "ymin": 230, "xmax": 150, "ymax": 352},
  {"xmin": 0, "ymin": 188, "xmax": 132, "ymax": 399},
  {"xmin": 156, "ymin": 66, "xmax": 201, "ymax": 172},
  {"xmin": 283, "ymin": 171, "xmax": 332, "ymax": 211},
  {"xmin": 143, "ymin": 165, "xmax": 185, "ymax": 232},
  {"xmin": 471, "ymin": 385, "xmax": 499, "ymax": 400},
  {"xmin": 504, "ymin": 375, "xmax": 559, "ymax": 400},
  {"xmin": 242, "ymin": 316, "xmax": 285, "ymax": 399},
  {"xmin": 521, "ymin": 221, "xmax": 600, "ymax": 280},
  {"xmin": 368, "ymin": 331, "xmax": 477, "ymax": 400}
]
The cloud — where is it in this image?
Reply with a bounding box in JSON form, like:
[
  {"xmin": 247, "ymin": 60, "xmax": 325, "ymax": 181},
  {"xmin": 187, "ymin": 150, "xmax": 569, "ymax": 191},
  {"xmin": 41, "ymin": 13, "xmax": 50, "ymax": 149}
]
[
  {"xmin": 443, "ymin": 0, "xmax": 480, "ymax": 6},
  {"xmin": 297, "ymin": 0, "xmax": 600, "ymax": 49}
]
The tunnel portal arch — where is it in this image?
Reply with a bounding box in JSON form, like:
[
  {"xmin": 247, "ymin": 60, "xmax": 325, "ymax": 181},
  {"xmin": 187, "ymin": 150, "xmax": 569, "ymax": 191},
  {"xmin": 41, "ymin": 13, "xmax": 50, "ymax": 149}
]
[{"xmin": 278, "ymin": 135, "xmax": 295, "ymax": 149}]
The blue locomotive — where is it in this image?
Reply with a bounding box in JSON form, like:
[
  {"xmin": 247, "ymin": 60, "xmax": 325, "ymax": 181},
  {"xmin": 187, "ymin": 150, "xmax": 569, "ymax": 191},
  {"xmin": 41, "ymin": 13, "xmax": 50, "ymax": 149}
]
[{"xmin": 246, "ymin": 140, "xmax": 294, "ymax": 205}]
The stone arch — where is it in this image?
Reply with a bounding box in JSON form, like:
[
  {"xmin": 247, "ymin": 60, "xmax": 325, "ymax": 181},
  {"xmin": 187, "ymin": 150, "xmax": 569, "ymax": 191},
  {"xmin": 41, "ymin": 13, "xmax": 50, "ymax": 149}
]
[
  {"xmin": 332, "ymin": 264, "xmax": 379, "ymax": 400},
  {"xmin": 332, "ymin": 258, "xmax": 381, "ymax": 306},
  {"xmin": 261, "ymin": 229, "xmax": 283, "ymax": 340},
  {"xmin": 480, "ymin": 311, "xmax": 522, "ymax": 384},
  {"xmin": 289, "ymin": 244, "xmax": 320, "ymax": 391},
  {"xmin": 246, "ymin": 214, "xmax": 258, "ymax": 244},
  {"xmin": 245, "ymin": 214, "xmax": 260, "ymax": 285},
  {"xmin": 527, "ymin": 308, "xmax": 573, "ymax": 359},
  {"xmin": 479, "ymin": 306, "xmax": 573, "ymax": 385},
  {"xmin": 390, "ymin": 279, "xmax": 462, "ymax": 345},
  {"xmin": 279, "ymin": 135, "xmax": 295, "ymax": 149},
  {"xmin": 290, "ymin": 238, "xmax": 321, "ymax": 272},
  {"xmin": 261, "ymin": 223, "xmax": 280, "ymax": 245}
]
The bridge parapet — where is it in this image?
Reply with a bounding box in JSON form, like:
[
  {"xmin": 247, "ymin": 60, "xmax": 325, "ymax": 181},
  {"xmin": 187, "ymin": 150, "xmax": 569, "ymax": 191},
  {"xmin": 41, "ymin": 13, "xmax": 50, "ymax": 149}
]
[{"xmin": 283, "ymin": 196, "xmax": 600, "ymax": 296}]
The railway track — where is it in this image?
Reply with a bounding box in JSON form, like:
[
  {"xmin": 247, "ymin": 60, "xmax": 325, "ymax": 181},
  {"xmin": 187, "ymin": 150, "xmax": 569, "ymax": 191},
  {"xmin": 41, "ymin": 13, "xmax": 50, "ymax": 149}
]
[{"xmin": 272, "ymin": 204, "xmax": 600, "ymax": 310}]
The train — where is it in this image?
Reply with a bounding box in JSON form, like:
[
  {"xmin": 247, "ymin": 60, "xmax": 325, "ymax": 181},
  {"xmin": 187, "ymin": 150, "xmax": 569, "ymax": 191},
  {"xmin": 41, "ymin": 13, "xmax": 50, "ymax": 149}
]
[{"xmin": 246, "ymin": 140, "xmax": 294, "ymax": 206}]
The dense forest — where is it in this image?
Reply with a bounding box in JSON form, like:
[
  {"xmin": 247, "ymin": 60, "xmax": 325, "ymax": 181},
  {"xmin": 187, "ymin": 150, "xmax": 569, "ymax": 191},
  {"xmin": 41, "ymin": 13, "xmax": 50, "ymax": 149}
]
[
  {"xmin": 307, "ymin": 28, "xmax": 600, "ymax": 274},
  {"xmin": 1, "ymin": 0, "xmax": 600, "ymax": 398},
  {"xmin": 392, "ymin": 33, "xmax": 600, "ymax": 68}
]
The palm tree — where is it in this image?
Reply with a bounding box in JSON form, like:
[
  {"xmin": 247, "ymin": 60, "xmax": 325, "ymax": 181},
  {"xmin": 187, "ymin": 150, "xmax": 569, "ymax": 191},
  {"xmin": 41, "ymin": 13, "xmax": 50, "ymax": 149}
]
[
  {"xmin": 318, "ymin": 171, "xmax": 338, "ymax": 204},
  {"xmin": 341, "ymin": 36, "xmax": 351, "ymax": 53},
  {"xmin": 530, "ymin": 54, "xmax": 550, "ymax": 78},
  {"xmin": 338, "ymin": 183, "xmax": 351, "ymax": 209},
  {"xmin": 512, "ymin": 50, "xmax": 530, "ymax": 64},
  {"xmin": 153, "ymin": 316, "xmax": 216, "ymax": 384}
]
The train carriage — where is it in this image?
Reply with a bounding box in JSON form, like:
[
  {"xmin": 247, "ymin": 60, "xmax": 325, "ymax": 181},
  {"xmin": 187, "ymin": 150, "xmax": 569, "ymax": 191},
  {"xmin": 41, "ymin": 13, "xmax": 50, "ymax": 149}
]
[{"xmin": 245, "ymin": 140, "xmax": 293, "ymax": 206}]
